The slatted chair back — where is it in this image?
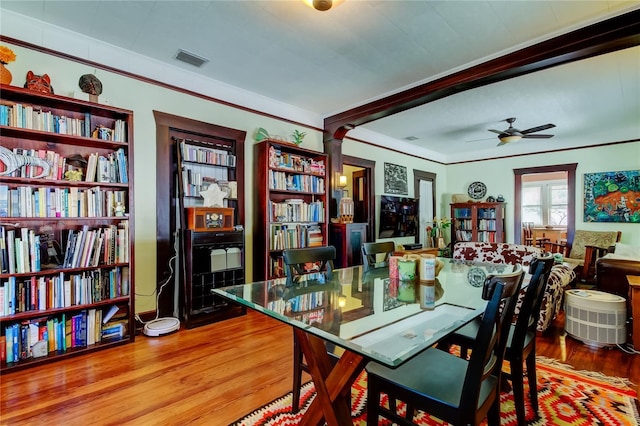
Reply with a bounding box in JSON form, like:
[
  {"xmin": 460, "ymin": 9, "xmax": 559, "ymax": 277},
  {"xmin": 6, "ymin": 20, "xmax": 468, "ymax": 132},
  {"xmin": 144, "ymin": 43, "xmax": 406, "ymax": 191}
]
[
  {"xmin": 361, "ymin": 241, "xmax": 395, "ymax": 271},
  {"xmin": 462, "ymin": 265, "xmax": 524, "ymax": 410},
  {"xmin": 282, "ymin": 246, "xmax": 336, "ymax": 284}
]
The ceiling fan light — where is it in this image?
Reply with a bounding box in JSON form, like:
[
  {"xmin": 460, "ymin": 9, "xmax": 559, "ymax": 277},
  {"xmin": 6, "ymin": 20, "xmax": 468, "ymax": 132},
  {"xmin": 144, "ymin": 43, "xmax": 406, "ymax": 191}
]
[
  {"xmin": 500, "ymin": 134, "xmax": 522, "ymax": 143},
  {"xmin": 302, "ymin": 0, "xmax": 345, "ymax": 11}
]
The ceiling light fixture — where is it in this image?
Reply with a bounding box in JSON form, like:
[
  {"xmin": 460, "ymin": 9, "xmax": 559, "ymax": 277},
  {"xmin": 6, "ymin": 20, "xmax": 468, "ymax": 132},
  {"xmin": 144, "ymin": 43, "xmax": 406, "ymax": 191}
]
[
  {"xmin": 303, "ymin": 0, "xmax": 345, "ymax": 11},
  {"xmin": 499, "ymin": 134, "xmax": 523, "ymax": 143}
]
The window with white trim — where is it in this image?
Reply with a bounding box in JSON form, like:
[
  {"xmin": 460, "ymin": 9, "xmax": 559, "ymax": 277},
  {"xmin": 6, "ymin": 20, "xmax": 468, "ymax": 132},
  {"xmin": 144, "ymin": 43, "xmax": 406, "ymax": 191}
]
[{"xmin": 522, "ymin": 180, "xmax": 568, "ymax": 226}]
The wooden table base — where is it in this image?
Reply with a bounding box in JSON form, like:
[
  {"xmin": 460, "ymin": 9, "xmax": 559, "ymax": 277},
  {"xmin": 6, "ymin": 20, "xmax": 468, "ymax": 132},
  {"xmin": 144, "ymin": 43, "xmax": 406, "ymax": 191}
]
[{"xmin": 294, "ymin": 328, "xmax": 368, "ymax": 426}]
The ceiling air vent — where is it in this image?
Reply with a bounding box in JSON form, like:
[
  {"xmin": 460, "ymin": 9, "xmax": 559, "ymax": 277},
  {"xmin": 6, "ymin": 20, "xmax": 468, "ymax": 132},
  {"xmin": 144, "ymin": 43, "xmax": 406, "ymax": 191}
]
[{"xmin": 175, "ymin": 49, "xmax": 209, "ymax": 68}]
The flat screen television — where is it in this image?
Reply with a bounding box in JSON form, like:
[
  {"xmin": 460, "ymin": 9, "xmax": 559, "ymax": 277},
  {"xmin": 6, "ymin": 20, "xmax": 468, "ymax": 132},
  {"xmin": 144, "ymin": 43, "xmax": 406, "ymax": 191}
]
[{"xmin": 378, "ymin": 195, "xmax": 419, "ymax": 238}]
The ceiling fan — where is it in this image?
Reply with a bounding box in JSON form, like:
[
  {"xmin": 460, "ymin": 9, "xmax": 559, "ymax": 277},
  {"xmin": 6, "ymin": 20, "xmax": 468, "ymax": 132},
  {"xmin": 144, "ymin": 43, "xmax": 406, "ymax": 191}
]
[{"xmin": 489, "ymin": 117, "xmax": 555, "ymax": 146}]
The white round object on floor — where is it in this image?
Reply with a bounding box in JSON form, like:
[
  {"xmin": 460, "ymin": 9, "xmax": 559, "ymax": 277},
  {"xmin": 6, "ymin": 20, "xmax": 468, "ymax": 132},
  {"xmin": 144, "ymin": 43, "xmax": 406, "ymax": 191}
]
[{"xmin": 143, "ymin": 317, "xmax": 180, "ymax": 337}]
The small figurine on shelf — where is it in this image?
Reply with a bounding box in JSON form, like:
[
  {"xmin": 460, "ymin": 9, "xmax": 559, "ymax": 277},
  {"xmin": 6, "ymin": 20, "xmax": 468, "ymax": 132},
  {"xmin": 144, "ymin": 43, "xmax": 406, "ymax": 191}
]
[
  {"xmin": 114, "ymin": 202, "xmax": 125, "ymax": 217},
  {"xmin": 79, "ymin": 72, "xmax": 103, "ymax": 103},
  {"xmin": 24, "ymin": 71, "xmax": 54, "ymax": 94},
  {"xmin": 64, "ymin": 169, "xmax": 83, "ymax": 181},
  {"xmin": 200, "ymin": 182, "xmax": 227, "ymax": 207}
]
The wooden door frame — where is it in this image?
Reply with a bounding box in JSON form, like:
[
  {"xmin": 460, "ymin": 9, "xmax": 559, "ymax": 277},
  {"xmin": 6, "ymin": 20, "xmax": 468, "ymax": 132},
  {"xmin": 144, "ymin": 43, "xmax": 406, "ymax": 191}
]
[
  {"xmin": 414, "ymin": 170, "xmax": 437, "ymax": 245},
  {"xmin": 343, "ymin": 155, "xmax": 375, "ymax": 243},
  {"xmin": 153, "ymin": 111, "xmax": 246, "ymax": 317},
  {"xmin": 513, "ymin": 163, "xmax": 577, "ymax": 246}
]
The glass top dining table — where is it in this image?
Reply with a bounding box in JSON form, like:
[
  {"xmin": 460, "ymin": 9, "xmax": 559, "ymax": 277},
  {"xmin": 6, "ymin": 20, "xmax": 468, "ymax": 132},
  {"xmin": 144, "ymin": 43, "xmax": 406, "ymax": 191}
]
[{"xmin": 214, "ymin": 258, "xmax": 518, "ymax": 368}]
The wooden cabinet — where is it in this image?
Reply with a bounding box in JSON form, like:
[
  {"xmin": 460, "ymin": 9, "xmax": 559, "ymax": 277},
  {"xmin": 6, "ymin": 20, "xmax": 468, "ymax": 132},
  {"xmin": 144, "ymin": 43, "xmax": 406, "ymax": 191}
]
[
  {"xmin": 330, "ymin": 223, "xmax": 367, "ymax": 268},
  {"xmin": 254, "ymin": 140, "xmax": 328, "ymax": 281},
  {"xmin": 450, "ymin": 202, "xmax": 505, "ymax": 246},
  {"xmin": 182, "ymin": 230, "xmax": 245, "ymax": 328},
  {"xmin": 0, "ymin": 84, "xmax": 134, "ymax": 372},
  {"xmin": 174, "ymin": 136, "xmax": 245, "ymax": 327}
]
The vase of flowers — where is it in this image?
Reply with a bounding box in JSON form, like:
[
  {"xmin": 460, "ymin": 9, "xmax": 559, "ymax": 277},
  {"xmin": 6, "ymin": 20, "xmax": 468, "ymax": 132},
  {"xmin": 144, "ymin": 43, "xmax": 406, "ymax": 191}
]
[
  {"xmin": 0, "ymin": 45, "xmax": 16, "ymax": 85},
  {"xmin": 431, "ymin": 217, "xmax": 451, "ymax": 249}
]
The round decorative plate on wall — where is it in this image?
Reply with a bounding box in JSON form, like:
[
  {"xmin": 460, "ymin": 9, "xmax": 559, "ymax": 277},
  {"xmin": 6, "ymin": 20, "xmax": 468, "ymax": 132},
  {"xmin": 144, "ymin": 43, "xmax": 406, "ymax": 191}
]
[{"xmin": 467, "ymin": 181, "xmax": 487, "ymax": 200}]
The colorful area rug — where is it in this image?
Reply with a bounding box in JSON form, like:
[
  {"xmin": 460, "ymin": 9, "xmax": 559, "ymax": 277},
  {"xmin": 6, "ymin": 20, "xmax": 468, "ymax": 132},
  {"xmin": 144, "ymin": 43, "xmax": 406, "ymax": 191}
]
[{"xmin": 231, "ymin": 357, "xmax": 639, "ymax": 425}]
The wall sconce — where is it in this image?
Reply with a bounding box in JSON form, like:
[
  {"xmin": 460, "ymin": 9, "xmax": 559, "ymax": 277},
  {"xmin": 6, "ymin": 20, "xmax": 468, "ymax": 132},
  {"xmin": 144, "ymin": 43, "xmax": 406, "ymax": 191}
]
[{"xmin": 338, "ymin": 175, "xmax": 348, "ymax": 188}]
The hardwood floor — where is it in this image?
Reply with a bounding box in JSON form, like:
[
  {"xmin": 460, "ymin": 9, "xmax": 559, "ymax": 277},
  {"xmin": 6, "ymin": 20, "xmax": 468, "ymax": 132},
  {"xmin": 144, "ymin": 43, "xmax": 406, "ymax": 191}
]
[{"xmin": 1, "ymin": 309, "xmax": 637, "ymax": 426}]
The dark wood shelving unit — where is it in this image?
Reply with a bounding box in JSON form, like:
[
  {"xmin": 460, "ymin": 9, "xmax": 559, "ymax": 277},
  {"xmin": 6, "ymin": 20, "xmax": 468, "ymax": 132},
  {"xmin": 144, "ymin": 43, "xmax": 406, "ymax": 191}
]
[
  {"xmin": 0, "ymin": 84, "xmax": 135, "ymax": 373},
  {"xmin": 450, "ymin": 202, "xmax": 505, "ymax": 246},
  {"xmin": 253, "ymin": 140, "xmax": 328, "ymax": 281},
  {"xmin": 174, "ymin": 132, "xmax": 246, "ymax": 328}
]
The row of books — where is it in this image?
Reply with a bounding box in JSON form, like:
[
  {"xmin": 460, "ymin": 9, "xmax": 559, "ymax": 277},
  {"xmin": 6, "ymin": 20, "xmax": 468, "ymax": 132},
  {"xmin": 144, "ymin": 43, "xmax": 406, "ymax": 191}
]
[
  {"xmin": 269, "ymin": 223, "xmax": 324, "ymax": 250},
  {"xmin": 477, "ymin": 231, "xmax": 499, "ymax": 243},
  {"xmin": 286, "ymin": 291, "xmax": 325, "ymax": 313},
  {"xmin": 0, "ymin": 223, "xmax": 128, "ymax": 274},
  {"xmin": 0, "ymin": 267, "xmax": 129, "ymax": 316},
  {"xmin": 269, "ymin": 200, "xmax": 325, "ymax": 223},
  {"xmin": 0, "ymin": 147, "xmax": 67, "ymax": 180},
  {"xmin": 180, "ymin": 141, "xmax": 236, "ymax": 166},
  {"xmin": 269, "ymin": 171, "xmax": 325, "ymax": 193},
  {"xmin": 454, "ymin": 219, "xmax": 497, "ymax": 231},
  {"xmin": 84, "ymin": 149, "xmax": 128, "ymax": 183},
  {"xmin": 454, "ymin": 229, "xmax": 473, "ymax": 242},
  {"xmin": 1, "ymin": 305, "xmax": 128, "ymax": 363},
  {"xmin": 0, "ymin": 184, "xmax": 127, "ymax": 218},
  {"xmin": 61, "ymin": 223, "xmax": 129, "ymax": 269},
  {"xmin": 0, "ymin": 103, "xmax": 127, "ymax": 142},
  {"xmin": 267, "ymin": 146, "xmax": 325, "ymax": 176},
  {"xmin": 0, "ymin": 148, "xmax": 128, "ymax": 184},
  {"xmin": 477, "ymin": 209, "xmax": 498, "ymax": 219},
  {"xmin": 0, "ymin": 227, "xmax": 40, "ymax": 274}
]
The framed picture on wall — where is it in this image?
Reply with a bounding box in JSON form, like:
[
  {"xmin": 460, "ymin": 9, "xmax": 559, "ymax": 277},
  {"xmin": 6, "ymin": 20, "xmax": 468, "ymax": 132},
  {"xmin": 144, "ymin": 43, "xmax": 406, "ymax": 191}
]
[
  {"xmin": 583, "ymin": 169, "xmax": 640, "ymax": 223},
  {"xmin": 384, "ymin": 163, "xmax": 408, "ymax": 195}
]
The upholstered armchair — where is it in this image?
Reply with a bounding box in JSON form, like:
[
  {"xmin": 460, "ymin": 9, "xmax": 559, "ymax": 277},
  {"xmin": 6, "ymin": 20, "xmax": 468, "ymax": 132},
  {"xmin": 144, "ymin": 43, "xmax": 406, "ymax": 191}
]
[{"xmin": 544, "ymin": 230, "xmax": 621, "ymax": 282}]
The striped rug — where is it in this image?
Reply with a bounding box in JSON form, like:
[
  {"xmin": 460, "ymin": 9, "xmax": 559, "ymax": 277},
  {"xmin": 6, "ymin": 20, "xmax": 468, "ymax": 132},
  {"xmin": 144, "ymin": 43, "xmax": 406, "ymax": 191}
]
[{"xmin": 231, "ymin": 357, "xmax": 639, "ymax": 425}]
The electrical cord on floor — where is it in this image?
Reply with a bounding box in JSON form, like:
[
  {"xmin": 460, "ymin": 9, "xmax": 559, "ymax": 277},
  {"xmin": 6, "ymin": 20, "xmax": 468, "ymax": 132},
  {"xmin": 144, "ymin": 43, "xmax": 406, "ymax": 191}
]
[
  {"xmin": 616, "ymin": 343, "xmax": 640, "ymax": 355},
  {"xmin": 135, "ymin": 235, "xmax": 178, "ymax": 325}
]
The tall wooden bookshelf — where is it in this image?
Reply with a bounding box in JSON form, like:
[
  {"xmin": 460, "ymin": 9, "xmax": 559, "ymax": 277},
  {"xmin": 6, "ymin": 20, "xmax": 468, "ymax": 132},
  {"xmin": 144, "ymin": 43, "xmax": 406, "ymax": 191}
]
[
  {"xmin": 174, "ymin": 137, "xmax": 246, "ymax": 328},
  {"xmin": 450, "ymin": 202, "xmax": 505, "ymax": 246},
  {"xmin": 254, "ymin": 140, "xmax": 328, "ymax": 281},
  {"xmin": 0, "ymin": 84, "xmax": 134, "ymax": 372}
]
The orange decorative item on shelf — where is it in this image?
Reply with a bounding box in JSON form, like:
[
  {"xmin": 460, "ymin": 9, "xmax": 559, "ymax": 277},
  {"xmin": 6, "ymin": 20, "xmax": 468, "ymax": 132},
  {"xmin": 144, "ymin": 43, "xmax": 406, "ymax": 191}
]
[
  {"xmin": 0, "ymin": 63, "xmax": 11, "ymax": 85},
  {"xmin": 0, "ymin": 45, "xmax": 16, "ymax": 85}
]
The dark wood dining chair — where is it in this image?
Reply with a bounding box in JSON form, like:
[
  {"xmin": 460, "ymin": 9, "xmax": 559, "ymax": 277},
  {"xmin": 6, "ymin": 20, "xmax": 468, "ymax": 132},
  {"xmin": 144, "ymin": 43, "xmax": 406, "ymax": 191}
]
[
  {"xmin": 361, "ymin": 241, "xmax": 395, "ymax": 271},
  {"xmin": 366, "ymin": 266, "xmax": 524, "ymax": 426},
  {"xmin": 282, "ymin": 246, "xmax": 337, "ymax": 413},
  {"xmin": 441, "ymin": 254, "xmax": 554, "ymax": 425}
]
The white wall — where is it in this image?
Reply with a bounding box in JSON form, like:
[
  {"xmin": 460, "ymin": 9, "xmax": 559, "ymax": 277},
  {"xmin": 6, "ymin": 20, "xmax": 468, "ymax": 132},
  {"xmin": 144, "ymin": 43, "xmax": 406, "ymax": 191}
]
[{"xmin": 446, "ymin": 142, "xmax": 640, "ymax": 247}]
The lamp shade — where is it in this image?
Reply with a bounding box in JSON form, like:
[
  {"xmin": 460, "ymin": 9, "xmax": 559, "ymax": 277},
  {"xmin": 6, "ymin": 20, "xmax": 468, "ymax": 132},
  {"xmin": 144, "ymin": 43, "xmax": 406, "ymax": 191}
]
[
  {"xmin": 303, "ymin": 0, "xmax": 345, "ymax": 11},
  {"xmin": 500, "ymin": 134, "xmax": 522, "ymax": 143},
  {"xmin": 338, "ymin": 175, "xmax": 348, "ymax": 187}
]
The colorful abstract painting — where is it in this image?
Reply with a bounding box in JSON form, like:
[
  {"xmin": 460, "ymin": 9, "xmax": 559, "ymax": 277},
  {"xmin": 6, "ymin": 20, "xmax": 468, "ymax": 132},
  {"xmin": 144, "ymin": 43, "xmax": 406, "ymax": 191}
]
[{"xmin": 583, "ymin": 169, "xmax": 640, "ymax": 222}]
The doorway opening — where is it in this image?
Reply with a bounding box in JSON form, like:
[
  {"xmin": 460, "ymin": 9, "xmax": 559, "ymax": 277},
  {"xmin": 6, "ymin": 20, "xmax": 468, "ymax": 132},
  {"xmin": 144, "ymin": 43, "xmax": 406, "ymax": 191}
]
[
  {"xmin": 342, "ymin": 155, "xmax": 375, "ymax": 243},
  {"xmin": 414, "ymin": 170, "xmax": 437, "ymax": 248},
  {"xmin": 514, "ymin": 163, "xmax": 577, "ymax": 246}
]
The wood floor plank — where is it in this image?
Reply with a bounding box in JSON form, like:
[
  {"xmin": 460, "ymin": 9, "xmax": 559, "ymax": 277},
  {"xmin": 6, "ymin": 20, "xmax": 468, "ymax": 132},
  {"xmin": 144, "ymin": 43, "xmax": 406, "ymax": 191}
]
[{"xmin": 1, "ymin": 309, "xmax": 637, "ymax": 426}]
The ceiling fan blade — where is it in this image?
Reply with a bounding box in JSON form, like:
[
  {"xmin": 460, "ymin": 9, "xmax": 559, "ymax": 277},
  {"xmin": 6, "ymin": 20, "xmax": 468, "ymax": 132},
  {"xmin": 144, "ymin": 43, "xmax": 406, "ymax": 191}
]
[
  {"xmin": 520, "ymin": 123, "xmax": 556, "ymax": 134},
  {"xmin": 496, "ymin": 140, "xmax": 509, "ymax": 147},
  {"xmin": 522, "ymin": 134, "xmax": 554, "ymax": 139},
  {"xmin": 488, "ymin": 129, "xmax": 503, "ymax": 134},
  {"xmin": 466, "ymin": 136, "xmax": 495, "ymax": 143}
]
